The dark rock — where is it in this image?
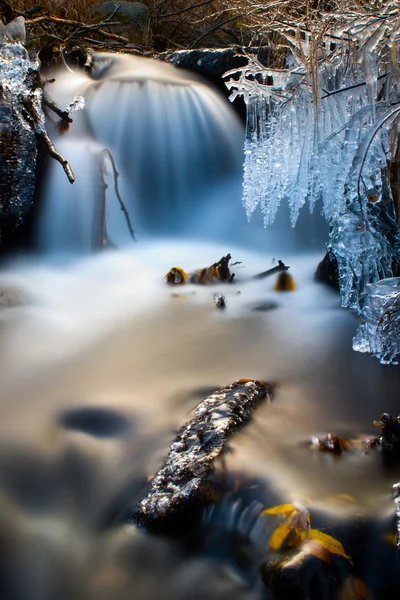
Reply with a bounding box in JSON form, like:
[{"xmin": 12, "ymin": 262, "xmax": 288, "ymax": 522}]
[
  {"xmin": 251, "ymin": 301, "xmax": 278, "ymax": 312},
  {"xmin": 88, "ymin": 1, "xmax": 150, "ymax": 45},
  {"xmin": 214, "ymin": 292, "xmax": 226, "ymax": 309},
  {"xmin": 58, "ymin": 407, "xmax": 132, "ymax": 437},
  {"xmin": 261, "ymin": 551, "xmax": 339, "ymax": 600},
  {"xmin": 314, "ymin": 249, "xmax": 339, "ymax": 289}
]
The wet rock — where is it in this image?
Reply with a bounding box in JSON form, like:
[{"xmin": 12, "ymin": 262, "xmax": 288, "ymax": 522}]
[
  {"xmin": 132, "ymin": 380, "xmax": 272, "ymax": 532},
  {"xmin": 372, "ymin": 413, "xmax": 400, "ymax": 453},
  {"xmin": 0, "ymin": 16, "xmax": 26, "ymax": 43},
  {"xmin": 308, "ymin": 434, "xmax": 353, "ymax": 455},
  {"xmin": 251, "ymin": 301, "xmax": 278, "ymax": 312},
  {"xmin": 58, "ymin": 407, "xmax": 132, "ymax": 438},
  {"xmin": 314, "ymin": 249, "xmax": 340, "ymax": 289},
  {"xmin": 88, "ymin": 2, "xmax": 151, "ymax": 45},
  {"xmin": 214, "ymin": 292, "xmax": 226, "ymax": 309},
  {"xmin": 261, "ymin": 549, "xmax": 339, "ymax": 600}
]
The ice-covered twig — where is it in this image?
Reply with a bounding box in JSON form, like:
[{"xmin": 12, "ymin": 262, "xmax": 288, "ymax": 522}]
[
  {"xmin": 355, "ymin": 103, "xmax": 400, "ymax": 201},
  {"xmin": 43, "ymin": 97, "xmax": 73, "ymax": 124}
]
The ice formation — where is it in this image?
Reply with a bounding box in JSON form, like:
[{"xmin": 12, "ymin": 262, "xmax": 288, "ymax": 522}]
[
  {"xmin": 224, "ymin": 11, "xmax": 400, "ymax": 327},
  {"xmin": 0, "ymin": 17, "xmax": 43, "ymax": 238},
  {"xmin": 353, "ymin": 277, "xmax": 400, "ymax": 365}
]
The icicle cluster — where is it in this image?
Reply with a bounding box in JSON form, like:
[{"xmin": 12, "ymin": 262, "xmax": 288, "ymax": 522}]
[
  {"xmin": 224, "ymin": 13, "xmax": 400, "ymax": 319},
  {"xmin": 353, "ymin": 277, "xmax": 400, "ymax": 364}
]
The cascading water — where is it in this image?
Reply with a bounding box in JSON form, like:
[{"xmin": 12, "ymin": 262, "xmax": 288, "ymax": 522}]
[
  {"xmin": 0, "ymin": 48, "xmax": 400, "ymax": 600},
  {"xmin": 38, "ymin": 52, "xmax": 328, "ymax": 255},
  {"xmin": 38, "ymin": 53, "xmax": 246, "ymax": 251}
]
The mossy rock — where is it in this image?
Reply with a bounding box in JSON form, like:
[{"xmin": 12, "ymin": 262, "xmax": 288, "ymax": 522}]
[{"xmin": 88, "ymin": 1, "xmax": 150, "ymax": 45}]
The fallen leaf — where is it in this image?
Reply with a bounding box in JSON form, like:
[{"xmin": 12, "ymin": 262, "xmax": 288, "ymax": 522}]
[{"xmin": 307, "ymin": 528, "xmax": 352, "ymax": 561}]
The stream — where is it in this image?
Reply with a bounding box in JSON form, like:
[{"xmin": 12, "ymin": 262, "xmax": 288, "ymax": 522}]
[{"xmin": 0, "ymin": 240, "xmax": 399, "ymax": 598}]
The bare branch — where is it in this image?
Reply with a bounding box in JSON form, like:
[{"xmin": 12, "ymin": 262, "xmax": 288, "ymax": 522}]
[
  {"xmin": 43, "ymin": 97, "xmax": 73, "ymax": 123},
  {"xmin": 103, "ymin": 149, "xmax": 136, "ymax": 241},
  {"xmin": 160, "ymin": 0, "xmax": 216, "ymax": 20},
  {"xmin": 41, "ymin": 130, "xmax": 75, "ymax": 184}
]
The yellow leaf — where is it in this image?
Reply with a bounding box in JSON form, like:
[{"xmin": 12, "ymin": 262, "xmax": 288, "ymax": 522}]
[
  {"xmin": 308, "ymin": 528, "xmax": 352, "ymax": 561},
  {"xmin": 262, "ymin": 503, "xmax": 298, "ymax": 517},
  {"xmin": 164, "ymin": 267, "xmax": 188, "ymax": 285},
  {"xmin": 269, "ymin": 520, "xmax": 294, "ymax": 552}
]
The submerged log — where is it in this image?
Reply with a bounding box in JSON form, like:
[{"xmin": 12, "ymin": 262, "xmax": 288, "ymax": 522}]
[{"xmin": 132, "ymin": 379, "xmax": 272, "ymax": 531}]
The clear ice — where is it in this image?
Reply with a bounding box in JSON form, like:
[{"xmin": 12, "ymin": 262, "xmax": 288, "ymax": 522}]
[
  {"xmin": 224, "ymin": 13, "xmax": 400, "ymax": 361},
  {"xmin": 0, "ymin": 17, "xmax": 43, "ymax": 230},
  {"xmin": 353, "ymin": 277, "xmax": 400, "ymax": 364}
]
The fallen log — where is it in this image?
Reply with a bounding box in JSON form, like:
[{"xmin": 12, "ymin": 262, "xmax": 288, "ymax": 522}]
[{"xmin": 132, "ymin": 379, "xmax": 272, "ymax": 532}]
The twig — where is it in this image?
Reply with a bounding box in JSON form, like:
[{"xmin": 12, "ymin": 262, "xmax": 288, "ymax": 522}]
[
  {"xmin": 27, "ymin": 15, "xmax": 130, "ymax": 44},
  {"xmin": 189, "ymin": 13, "xmax": 242, "ymax": 49},
  {"xmin": 321, "ymin": 73, "xmax": 389, "ymax": 99},
  {"xmin": 63, "ymin": 4, "xmax": 121, "ymax": 44},
  {"xmin": 159, "ymin": 0, "xmax": 215, "ymax": 20},
  {"xmin": 103, "ymin": 149, "xmax": 136, "ymax": 241},
  {"xmin": 40, "ymin": 130, "xmax": 75, "ymax": 183},
  {"xmin": 22, "ymin": 95, "xmax": 75, "ymax": 183},
  {"xmin": 43, "ymin": 97, "xmax": 73, "ymax": 123},
  {"xmin": 251, "ymin": 260, "xmax": 290, "ymax": 280}
]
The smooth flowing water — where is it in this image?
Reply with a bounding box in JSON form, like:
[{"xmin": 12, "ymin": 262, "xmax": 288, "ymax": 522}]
[{"xmin": 0, "ymin": 54, "xmax": 399, "ymax": 598}]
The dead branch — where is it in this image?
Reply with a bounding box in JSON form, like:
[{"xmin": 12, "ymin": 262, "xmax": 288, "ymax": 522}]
[
  {"xmin": 103, "ymin": 149, "xmax": 136, "ymax": 241},
  {"xmin": 160, "ymin": 0, "xmax": 216, "ymax": 20},
  {"xmin": 252, "ymin": 260, "xmax": 290, "ymax": 280},
  {"xmin": 26, "ymin": 14, "xmax": 130, "ymax": 45},
  {"xmin": 63, "ymin": 4, "xmax": 121, "ymax": 44},
  {"xmin": 21, "ymin": 94, "xmax": 75, "ymax": 183},
  {"xmin": 41, "ymin": 130, "xmax": 75, "ymax": 183},
  {"xmin": 43, "ymin": 97, "xmax": 73, "ymax": 124},
  {"xmin": 189, "ymin": 13, "xmax": 243, "ymax": 49}
]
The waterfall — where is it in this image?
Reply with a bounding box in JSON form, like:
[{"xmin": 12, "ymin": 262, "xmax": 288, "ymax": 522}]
[
  {"xmin": 38, "ymin": 53, "xmax": 245, "ymax": 253},
  {"xmin": 38, "ymin": 52, "xmax": 328, "ymax": 255}
]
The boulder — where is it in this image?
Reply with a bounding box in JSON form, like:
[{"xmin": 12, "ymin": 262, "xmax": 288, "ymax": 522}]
[{"xmin": 88, "ymin": 1, "xmax": 150, "ymax": 45}]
